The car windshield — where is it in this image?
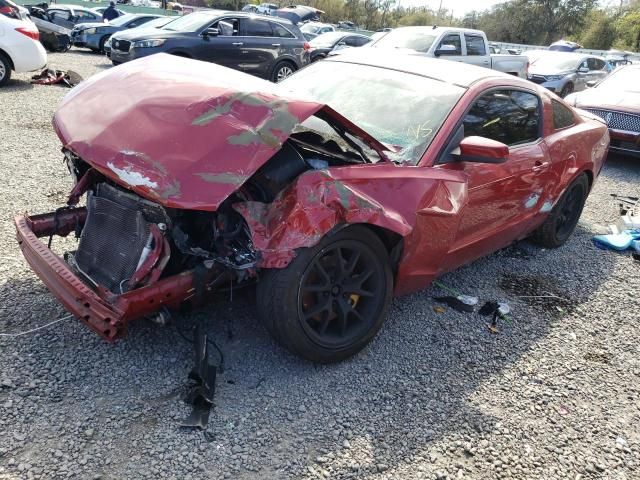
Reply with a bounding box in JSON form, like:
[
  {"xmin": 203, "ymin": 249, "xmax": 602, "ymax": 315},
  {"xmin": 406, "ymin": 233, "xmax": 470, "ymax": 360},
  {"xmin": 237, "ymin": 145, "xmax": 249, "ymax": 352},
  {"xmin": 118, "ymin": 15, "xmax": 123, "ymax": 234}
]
[
  {"xmin": 310, "ymin": 32, "xmax": 345, "ymax": 47},
  {"xmin": 531, "ymin": 54, "xmax": 581, "ymax": 72},
  {"xmin": 109, "ymin": 14, "xmax": 137, "ymax": 27},
  {"xmin": 598, "ymin": 67, "xmax": 640, "ymax": 93},
  {"xmin": 279, "ymin": 61, "xmax": 464, "ymax": 164},
  {"xmin": 301, "ymin": 23, "xmax": 321, "ymax": 33},
  {"xmin": 142, "ymin": 16, "xmax": 172, "ymax": 29},
  {"xmin": 163, "ymin": 12, "xmax": 213, "ymax": 32},
  {"xmin": 372, "ymin": 29, "xmax": 437, "ymax": 52}
]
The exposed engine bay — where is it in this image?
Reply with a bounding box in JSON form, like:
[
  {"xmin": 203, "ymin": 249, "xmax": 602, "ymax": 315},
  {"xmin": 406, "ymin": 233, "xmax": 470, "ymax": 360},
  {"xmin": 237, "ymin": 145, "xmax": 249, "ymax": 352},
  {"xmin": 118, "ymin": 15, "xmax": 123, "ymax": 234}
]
[{"xmin": 61, "ymin": 128, "xmax": 367, "ymax": 298}]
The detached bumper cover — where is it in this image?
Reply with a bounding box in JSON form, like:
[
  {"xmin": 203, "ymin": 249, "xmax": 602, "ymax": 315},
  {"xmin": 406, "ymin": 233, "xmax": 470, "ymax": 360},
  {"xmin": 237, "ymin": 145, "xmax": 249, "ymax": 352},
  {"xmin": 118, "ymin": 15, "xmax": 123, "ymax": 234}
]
[{"xmin": 15, "ymin": 210, "xmax": 197, "ymax": 341}]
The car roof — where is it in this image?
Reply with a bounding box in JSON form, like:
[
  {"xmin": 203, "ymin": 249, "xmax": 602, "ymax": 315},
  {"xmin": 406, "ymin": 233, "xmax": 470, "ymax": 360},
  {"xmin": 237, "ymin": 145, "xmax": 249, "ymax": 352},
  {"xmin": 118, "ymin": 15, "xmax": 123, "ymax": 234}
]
[
  {"xmin": 391, "ymin": 25, "xmax": 486, "ymax": 36},
  {"xmin": 326, "ymin": 49, "xmax": 511, "ymax": 88},
  {"xmin": 49, "ymin": 4, "xmax": 94, "ymax": 11},
  {"xmin": 192, "ymin": 9, "xmax": 296, "ymax": 26}
]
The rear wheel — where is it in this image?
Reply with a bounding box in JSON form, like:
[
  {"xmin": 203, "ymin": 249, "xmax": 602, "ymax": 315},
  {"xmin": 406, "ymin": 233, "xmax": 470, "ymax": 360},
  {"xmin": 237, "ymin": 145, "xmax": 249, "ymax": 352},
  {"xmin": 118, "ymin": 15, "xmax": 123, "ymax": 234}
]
[
  {"xmin": 532, "ymin": 174, "xmax": 589, "ymax": 248},
  {"xmin": 0, "ymin": 52, "xmax": 12, "ymax": 87},
  {"xmin": 257, "ymin": 226, "xmax": 393, "ymax": 363},
  {"xmin": 271, "ymin": 61, "xmax": 296, "ymax": 83}
]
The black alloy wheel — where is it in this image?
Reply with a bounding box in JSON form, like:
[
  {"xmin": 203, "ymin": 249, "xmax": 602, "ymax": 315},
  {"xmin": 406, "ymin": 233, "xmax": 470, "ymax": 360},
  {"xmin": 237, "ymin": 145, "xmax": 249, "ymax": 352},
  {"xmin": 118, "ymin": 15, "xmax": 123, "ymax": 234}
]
[
  {"xmin": 298, "ymin": 241, "xmax": 386, "ymax": 350},
  {"xmin": 256, "ymin": 226, "xmax": 393, "ymax": 363},
  {"xmin": 532, "ymin": 174, "xmax": 588, "ymax": 248}
]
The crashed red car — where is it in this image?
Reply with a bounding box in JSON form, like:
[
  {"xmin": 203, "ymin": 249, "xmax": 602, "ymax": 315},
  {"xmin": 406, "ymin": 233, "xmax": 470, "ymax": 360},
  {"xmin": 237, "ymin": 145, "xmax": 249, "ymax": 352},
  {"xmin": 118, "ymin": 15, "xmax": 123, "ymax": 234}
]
[{"xmin": 15, "ymin": 51, "xmax": 609, "ymax": 363}]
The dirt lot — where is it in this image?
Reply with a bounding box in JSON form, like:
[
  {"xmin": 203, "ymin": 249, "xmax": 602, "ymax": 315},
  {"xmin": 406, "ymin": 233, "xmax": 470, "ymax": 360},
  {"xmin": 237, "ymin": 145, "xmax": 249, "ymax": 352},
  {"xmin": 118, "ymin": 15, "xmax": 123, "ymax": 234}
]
[{"xmin": 0, "ymin": 50, "xmax": 639, "ymax": 480}]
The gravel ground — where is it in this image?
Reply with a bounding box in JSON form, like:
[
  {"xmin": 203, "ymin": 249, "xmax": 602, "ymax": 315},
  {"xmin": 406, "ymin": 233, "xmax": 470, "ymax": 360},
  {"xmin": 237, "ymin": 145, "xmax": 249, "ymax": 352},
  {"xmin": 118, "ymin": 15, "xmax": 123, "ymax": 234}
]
[{"xmin": 1, "ymin": 50, "xmax": 639, "ymax": 480}]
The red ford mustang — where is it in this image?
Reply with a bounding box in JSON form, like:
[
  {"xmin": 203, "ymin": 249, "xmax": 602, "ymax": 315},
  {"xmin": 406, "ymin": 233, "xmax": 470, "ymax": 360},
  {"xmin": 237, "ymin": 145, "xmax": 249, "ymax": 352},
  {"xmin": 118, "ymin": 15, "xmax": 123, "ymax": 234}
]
[{"xmin": 15, "ymin": 51, "xmax": 609, "ymax": 363}]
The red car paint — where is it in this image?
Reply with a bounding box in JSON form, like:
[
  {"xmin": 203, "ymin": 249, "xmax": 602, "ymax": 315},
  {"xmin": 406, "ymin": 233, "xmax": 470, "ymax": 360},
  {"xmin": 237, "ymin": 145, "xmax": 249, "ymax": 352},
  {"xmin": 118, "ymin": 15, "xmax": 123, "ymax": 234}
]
[{"xmin": 15, "ymin": 53, "xmax": 609, "ymax": 340}]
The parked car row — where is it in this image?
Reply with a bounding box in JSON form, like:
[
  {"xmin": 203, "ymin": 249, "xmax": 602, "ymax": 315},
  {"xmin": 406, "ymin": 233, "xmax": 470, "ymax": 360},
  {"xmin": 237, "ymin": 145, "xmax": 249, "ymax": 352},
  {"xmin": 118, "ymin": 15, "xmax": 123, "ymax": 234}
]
[{"xmin": 108, "ymin": 10, "xmax": 310, "ymax": 82}]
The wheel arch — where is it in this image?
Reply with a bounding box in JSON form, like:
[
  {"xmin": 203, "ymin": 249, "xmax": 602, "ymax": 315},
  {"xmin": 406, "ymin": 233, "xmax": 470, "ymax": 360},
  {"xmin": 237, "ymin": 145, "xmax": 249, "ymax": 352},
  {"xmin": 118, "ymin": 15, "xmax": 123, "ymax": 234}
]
[{"xmin": 0, "ymin": 48, "xmax": 15, "ymax": 71}]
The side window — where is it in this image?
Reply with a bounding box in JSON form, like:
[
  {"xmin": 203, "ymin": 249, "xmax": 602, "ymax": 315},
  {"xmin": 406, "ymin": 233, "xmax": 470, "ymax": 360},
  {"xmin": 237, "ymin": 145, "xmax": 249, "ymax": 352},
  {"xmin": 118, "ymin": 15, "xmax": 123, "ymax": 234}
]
[
  {"xmin": 552, "ymin": 100, "xmax": 575, "ymax": 129},
  {"xmin": 49, "ymin": 10, "xmax": 70, "ymax": 21},
  {"xmin": 593, "ymin": 58, "xmax": 606, "ymax": 70},
  {"xmin": 271, "ymin": 22, "xmax": 295, "ymax": 38},
  {"xmin": 343, "ymin": 36, "xmax": 362, "ymax": 47},
  {"xmin": 587, "ymin": 58, "xmax": 598, "ymax": 70},
  {"xmin": 77, "ymin": 11, "xmax": 97, "ymax": 21},
  {"xmin": 212, "ymin": 18, "xmax": 239, "ymax": 36},
  {"xmin": 244, "ymin": 18, "xmax": 274, "ymax": 37},
  {"xmin": 438, "ymin": 34, "xmax": 461, "ymax": 55},
  {"xmin": 463, "ymin": 90, "xmax": 541, "ymax": 146},
  {"xmin": 464, "ymin": 34, "xmax": 486, "ymax": 56},
  {"xmin": 353, "ymin": 36, "xmax": 371, "ymax": 46},
  {"xmin": 579, "ymin": 59, "xmax": 588, "ymax": 71}
]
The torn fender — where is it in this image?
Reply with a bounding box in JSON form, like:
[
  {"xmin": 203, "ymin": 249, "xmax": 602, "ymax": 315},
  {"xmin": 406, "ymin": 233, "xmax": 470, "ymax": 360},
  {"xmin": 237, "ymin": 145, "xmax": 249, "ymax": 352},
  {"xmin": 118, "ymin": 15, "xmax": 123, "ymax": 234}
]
[
  {"xmin": 53, "ymin": 54, "xmax": 389, "ymax": 211},
  {"xmin": 234, "ymin": 164, "xmax": 469, "ymax": 297}
]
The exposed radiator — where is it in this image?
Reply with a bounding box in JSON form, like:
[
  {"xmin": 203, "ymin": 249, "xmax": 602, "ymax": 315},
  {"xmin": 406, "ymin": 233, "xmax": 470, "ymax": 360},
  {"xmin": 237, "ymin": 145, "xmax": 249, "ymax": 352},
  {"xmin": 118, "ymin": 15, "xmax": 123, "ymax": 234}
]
[{"xmin": 74, "ymin": 183, "xmax": 167, "ymax": 293}]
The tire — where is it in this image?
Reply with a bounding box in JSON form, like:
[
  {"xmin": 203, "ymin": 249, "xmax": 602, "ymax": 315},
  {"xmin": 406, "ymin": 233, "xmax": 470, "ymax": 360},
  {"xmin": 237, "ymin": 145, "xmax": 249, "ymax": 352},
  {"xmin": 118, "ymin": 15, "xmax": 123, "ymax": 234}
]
[
  {"xmin": 532, "ymin": 174, "xmax": 589, "ymax": 248},
  {"xmin": 99, "ymin": 36, "xmax": 110, "ymax": 53},
  {"xmin": 560, "ymin": 83, "xmax": 574, "ymax": 98},
  {"xmin": 0, "ymin": 52, "xmax": 12, "ymax": 87},
  {"xmin": 256, "ymin": 226, "xmax": 393, "ymax": 363},
  {"xmin": 270, "ymin": 60, "xmax": 296, "ymax": 83}
]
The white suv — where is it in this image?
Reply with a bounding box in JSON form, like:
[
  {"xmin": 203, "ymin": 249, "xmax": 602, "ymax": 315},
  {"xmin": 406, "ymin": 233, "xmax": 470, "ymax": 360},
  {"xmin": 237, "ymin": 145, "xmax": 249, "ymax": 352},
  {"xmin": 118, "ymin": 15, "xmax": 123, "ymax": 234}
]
[{"xmin": 0, "ymin": 14, "xmax": 47, "ymax": 86}]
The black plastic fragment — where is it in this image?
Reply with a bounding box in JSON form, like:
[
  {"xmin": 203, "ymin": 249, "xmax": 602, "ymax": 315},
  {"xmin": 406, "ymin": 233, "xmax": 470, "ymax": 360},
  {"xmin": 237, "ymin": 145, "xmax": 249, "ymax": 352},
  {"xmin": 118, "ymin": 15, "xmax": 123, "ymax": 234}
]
[
  {"xmin": 181, "ymin": 323, "xmax": 217, "ymax": 430},
  {"xmin": 434, "ymin": 296, "xmax": 474, "ymax": 313}
]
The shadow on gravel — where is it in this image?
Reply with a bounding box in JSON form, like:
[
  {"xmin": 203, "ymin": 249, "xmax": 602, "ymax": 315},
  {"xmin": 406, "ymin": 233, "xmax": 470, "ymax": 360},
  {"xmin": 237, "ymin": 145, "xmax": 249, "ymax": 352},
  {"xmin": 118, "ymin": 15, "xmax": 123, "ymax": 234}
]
[
  {"xmin": 0, "ymin": 226, "xmax": 621, "ymax": 477},
  {"xmin": 3, "ymin": 80, "xmax": 34, "ymax": 92}
]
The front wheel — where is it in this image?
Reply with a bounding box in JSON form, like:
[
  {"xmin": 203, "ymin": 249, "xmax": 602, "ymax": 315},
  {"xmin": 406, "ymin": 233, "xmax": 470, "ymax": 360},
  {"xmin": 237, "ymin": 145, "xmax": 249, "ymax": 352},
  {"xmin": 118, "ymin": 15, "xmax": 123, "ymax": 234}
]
[
  {"xmin": 560, "ymin": 83, "xmax": 574, "ymax": 98},
  {"xmin": 271, "ymin": 61, "xmax": 296, "ymax": 83},
  {"xmin": 256, "ymin": 226, "xmax": 393, "ymax": 363},
  {"xmin": 0, "ymin": 52, "xmax": 12, "ymax": 87},
  {"xmin": 532, "ymin": 174, "xmax": 589, "ymax": 248}
]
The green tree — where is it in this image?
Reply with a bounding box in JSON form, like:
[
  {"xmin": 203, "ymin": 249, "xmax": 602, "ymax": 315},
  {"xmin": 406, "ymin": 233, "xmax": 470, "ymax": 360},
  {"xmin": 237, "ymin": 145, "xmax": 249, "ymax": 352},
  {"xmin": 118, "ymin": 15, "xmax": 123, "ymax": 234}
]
[
  {"xmin": 614, "ymin": 10, "xmax": 640, "ymax": 50},
  {"xmin": 580, "ymin": 10, "xmax": 617, "ymax": 49}
]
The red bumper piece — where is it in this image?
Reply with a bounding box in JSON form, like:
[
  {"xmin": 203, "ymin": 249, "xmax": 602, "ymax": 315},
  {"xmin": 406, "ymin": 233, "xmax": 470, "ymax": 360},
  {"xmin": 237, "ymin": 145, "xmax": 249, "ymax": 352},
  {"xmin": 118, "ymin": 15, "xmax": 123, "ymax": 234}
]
[{"xmin": 15, "ymin": 210, "xmax": 197, "ymax": 341}]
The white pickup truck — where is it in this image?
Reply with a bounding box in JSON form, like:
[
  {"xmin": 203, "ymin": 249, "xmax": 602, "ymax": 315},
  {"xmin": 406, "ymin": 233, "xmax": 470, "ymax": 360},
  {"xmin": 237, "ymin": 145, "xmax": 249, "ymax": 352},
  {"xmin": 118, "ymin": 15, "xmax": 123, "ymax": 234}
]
[{"xmin": 369, "ymin": 26, "xmax": 529, "ymax": 78}]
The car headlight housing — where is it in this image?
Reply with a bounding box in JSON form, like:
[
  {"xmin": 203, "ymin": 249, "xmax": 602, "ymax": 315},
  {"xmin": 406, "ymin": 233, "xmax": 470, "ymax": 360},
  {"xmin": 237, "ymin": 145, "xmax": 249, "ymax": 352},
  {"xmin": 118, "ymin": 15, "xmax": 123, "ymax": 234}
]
[
  {"xmin": 545, "ymin": 74, "xmax": 566, "ymax": 81},
  {"xmin": 84, "ymin": 28, "xmax": 97, "ymax": 35},
  {"xmin": 132, "ymin": 39, "xmax": 166, "ymax": 48}
]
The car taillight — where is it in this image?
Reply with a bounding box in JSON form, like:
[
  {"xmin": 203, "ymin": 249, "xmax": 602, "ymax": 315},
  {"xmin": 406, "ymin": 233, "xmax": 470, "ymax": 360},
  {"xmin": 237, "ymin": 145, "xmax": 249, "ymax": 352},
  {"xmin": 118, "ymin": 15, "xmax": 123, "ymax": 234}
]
[
  {"xmin": 15, "ymin": 26, "xmax": 40, "ymax": 41},
  {"xmin": 303, "ymin": 42, "xmax": 311, "ymax": 51}
]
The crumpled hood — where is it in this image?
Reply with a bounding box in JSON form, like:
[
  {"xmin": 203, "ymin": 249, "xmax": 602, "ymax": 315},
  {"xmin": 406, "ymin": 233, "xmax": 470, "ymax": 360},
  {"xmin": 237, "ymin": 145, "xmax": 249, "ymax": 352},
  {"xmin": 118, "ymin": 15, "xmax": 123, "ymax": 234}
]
[
  {"xmin": 569, "ymin": 87, "xmax": 640, "ymax": 114},
  {"xmin": 54, "ymin": 54, "xmax": 382, "ymax": 211}
]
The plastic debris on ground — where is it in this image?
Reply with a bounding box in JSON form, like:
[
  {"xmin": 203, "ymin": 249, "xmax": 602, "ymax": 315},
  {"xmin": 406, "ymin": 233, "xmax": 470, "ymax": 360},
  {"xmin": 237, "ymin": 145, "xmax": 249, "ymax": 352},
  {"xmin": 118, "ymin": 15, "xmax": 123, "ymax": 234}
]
[
  {"xmin": 593, "ymin": 229, "xmax": 640, "ymax": 252},
  {"xmin": 31, "ymin": 69, "xmax": 83, "ymax": 88}
]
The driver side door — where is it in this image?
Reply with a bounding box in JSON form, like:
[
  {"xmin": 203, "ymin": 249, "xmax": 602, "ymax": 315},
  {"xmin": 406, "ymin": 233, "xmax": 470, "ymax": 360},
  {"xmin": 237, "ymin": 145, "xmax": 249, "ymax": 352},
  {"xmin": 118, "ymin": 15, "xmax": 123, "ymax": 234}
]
[
  {"xmin": 438, "ymin": 89, "xmax": 553, "ymax": 271},
  {"xmin": 194, "ymin": 17, "xmax": 243, "ymax": 69}
]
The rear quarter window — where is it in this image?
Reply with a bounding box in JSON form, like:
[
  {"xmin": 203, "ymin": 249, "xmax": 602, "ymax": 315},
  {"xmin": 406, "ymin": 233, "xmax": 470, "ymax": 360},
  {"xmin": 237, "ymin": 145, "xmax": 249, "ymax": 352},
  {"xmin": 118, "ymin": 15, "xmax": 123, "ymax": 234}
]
[{"xmin": 552, "ymin": 100, "xmax": 575, "ymax": 129}]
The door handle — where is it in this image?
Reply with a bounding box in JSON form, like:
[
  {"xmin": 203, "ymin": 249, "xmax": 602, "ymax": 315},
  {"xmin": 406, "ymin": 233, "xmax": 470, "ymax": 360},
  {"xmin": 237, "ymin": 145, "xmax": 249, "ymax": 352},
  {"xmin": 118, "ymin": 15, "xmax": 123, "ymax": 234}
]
[
  {"xmin": 232, "ymin": 42, "xmax": 243, "ymax": 46},
  {"xmin": 272, "ymin": 43, "xmax": 281, "ymax": 47},
  {"xmin": 483, "ymin": 60, "xmax": 489, "ymax": 65},
  {"xmin": 532, "ymin": 160, "xmax": 549, "ymax": 171}
]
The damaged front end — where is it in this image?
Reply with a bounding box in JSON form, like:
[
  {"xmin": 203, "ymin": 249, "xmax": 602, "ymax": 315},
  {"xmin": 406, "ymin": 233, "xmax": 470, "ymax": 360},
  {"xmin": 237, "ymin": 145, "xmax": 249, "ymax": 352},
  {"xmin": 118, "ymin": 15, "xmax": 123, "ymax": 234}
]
[{"xmin": 15, "ymin": 156, "xmax": 260, "ymax": 340}]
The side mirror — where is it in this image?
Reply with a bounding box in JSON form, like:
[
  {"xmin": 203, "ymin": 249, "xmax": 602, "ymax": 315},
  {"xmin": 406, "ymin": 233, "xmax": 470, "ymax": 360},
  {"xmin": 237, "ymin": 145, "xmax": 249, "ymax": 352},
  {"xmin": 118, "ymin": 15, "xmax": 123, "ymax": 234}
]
[
  {"xmin": 586, "ymin": 80, "xmax": 597, "ymax": 88},
  {"xmin": 434, "ymin": 44, "xmax": 456, "ymax": 56},
  {"xmin": 455, "ymin": 136, "xmax": 509, "ymax": 164},
  {"xmin": 578, "ymin": 67, "xmax": 589, "ymax": 73},
  {"xmin": 203, "ymin": 27, "xmax": 219, "ymax": 37}
]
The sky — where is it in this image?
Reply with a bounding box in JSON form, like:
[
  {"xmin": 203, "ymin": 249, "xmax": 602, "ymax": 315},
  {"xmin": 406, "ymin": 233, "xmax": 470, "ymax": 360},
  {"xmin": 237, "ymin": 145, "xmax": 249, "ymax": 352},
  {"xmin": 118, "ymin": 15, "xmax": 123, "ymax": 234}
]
[
  {"xmin": 399, "ymin": 0, "xmax": 508, "ymax": 16},
  {"xmin": 401, "ymin": 0, "xmax": 616, "ymax": 16}
]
